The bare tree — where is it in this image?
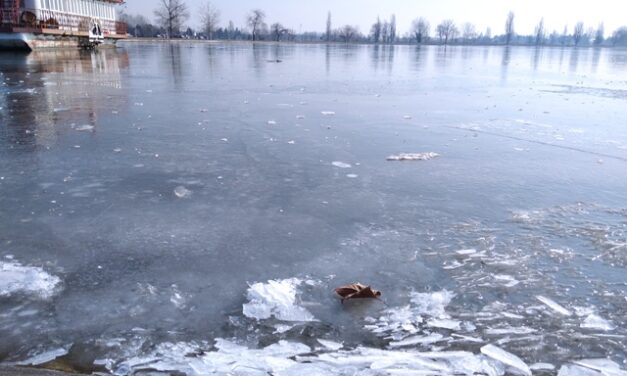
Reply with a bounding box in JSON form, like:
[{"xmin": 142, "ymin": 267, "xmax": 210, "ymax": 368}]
[
  {"xmin": 594, "ymin": 23, "xmax": 604, "ymax": 46},
  {"xmin": 199, "ymin": 1, "xmax": 220, "ymax": 40},
  {"xmin": 562, "ymin": 25, "xmax": 569, "ymax": 45},
  {"xmin": 462, "ymin": 22, "xmax": 477, "ymax": 43},
  {"xmin": 381, "ymin": 21, "xmax": 389, "ymax": 43},
  {"xmin": 389, "ymin": 14, "xmax": 396, "ymax": 44},
  {"xmin": 326, "ymin": 11, "xmax": 332, "ymax": 42},
  {"xmin": 271, "ymin": 22, "xmax": 286, "ymax": 41},
  {"xmin": 505, "ymin": 11, "xmax": 515, "ymax": 45},
  {"xmin": 534, "ymin": 18, "xmax": 545, "ymax": 45},
  {"xmin": 247, "ymin": 9, "xmax": 266, "ymax": 41},
  {"xmin": 436, "ymin": 20, "xmax": 458, "ymax": 45},
  {"xmin": 227, "ymin": 20, "xmax": 235, "ymax": 40},
  {"xmin": 573, "ymin": 22, "xmax": 584, "ymax": 46},
  {"xmin": 337, "ymin": 25, "xmax": 359, "ymax": 43},
  {"xmin": 154, "ymin": 0, "xmax": 190, "ymax": 38},
  {"xmin": 411, "ymin": 17, "xmax": 430, "ymax": 44},
  {"xmin": 370, "ymin": 17, "xmax": 382, "ymax": 43}
]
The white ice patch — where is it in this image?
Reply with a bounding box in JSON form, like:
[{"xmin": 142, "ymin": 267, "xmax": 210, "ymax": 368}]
[
  {"xmin": 573, "ymin": 359, "xmax": 627, "ymax": 376},
  {"xmin": 480, "ymin": 344, "xmax": 531, "ymax": 376},
  {"xmin": 387, "ymin": 152, "xmax": 440, "ymax": 161},
  {"xmin": 321, "ymin": 111, "xmax": 335, "ymax": 116},
  {"xmin": 173, "ymin": 186, "xmax": 192, "ymax": 198},
  {"xmin": 331, "ymin": 161, "xmax": 351, "ymax": 169},
  {"xmin": 75, "ymin": 124, "xmax": 94, "ymax": 132},
  {"xmin": 0, "ymin": 261, "xmax": 61, "ymax": 299},
  {"xmin": 411, "ymin": 290, "xmax": 455, "ymax": 318},
  {"xmin": 243, "ymin": 278, "xmax": 316, "ymax": 322}
]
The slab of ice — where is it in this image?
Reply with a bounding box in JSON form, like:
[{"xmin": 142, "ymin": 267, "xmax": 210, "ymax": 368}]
[
  {"xmin": 573, "ymin": 359, "xmax": 627, "ymax": 376},
  {"xmin": 536, "ymin": 295, "xmax": 572, "ymax": 316},
  {"xmin": 456, "ymin": 248, "xmax": 477, "ymax": 255},
  {"xmin": 388, "ymin": 333, "xmax": 444, "ymax": 348},
  {"xmin": 580, "ymin": 314, "xmax": 615, "ymax": 331},
  {"xmin": 480, "ymin": 344, "xmax": 531, "ymax": 376},
  {"xmin": 0, "ymin": 261, "xmax": 61, "ymax": 299},
  {"xmin": 427, "ymin": 318, "xmax": 461, "ymax": 331},
  {"xmin": 558, "ymin": 364, "xmax": 604, "ymax": 376},
  {"xmin": 243, "ymin": 278, "xmax": 316, "ymax": 322},
  {"xmin": 331, "ymin": 161, "xmax": 351, "ymax": 169},
  {"xmin": 17, "ymin": 347, "xmax": 69, "ymax": 366},
  {"xmin": 387, "ymin": 152, "xmax": 440, "ymax": 161}
]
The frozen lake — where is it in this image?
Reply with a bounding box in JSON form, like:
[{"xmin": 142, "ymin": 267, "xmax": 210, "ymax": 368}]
[{"xmin": 0, "ymin": 42, "xmax": 626, "ymax": 375}]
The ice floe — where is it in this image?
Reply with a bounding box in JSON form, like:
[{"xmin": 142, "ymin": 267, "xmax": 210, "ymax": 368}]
[
  {"xmin": 0, "ymin": 260, "xmax": 61, "ymax": 299},
  {"xmin": 242, "ymin": 278, "xmax": 316, "ymax": 322},
  {"xmin": 386, "ymin": 152, "xmax": 440, "ymax": 161}
]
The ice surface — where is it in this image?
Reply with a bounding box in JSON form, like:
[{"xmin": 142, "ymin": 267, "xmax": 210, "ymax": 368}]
[
  {"xmin": 331, "ymin": 161, "xmax": 352, "ymax": 169},
  {"xmin": 387, "ymin": 152, "xmax": 440, "ymax": 161},
  {"xmin": 536, "ymin": 295, "xmax": 572, "ymax": 316},
  {"xmin": 480, "ymin": 344, "xmax": 531, "ymax": 376},
  {"xmin": 580, "ymin": 314, "xmax": 615, "ymax": 331},
  {"xmin": 242, "ymin": 278, "xmax": 316, "ymax": 322},
  {"xmin": 0, "ymin": 261, "xmax": 61, "ymax": 299}
]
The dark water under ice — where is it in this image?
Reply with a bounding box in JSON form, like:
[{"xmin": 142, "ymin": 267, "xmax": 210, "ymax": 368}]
[{"xmin": 0, "ymin": 42, "xmax": 626, "ymax": 374}]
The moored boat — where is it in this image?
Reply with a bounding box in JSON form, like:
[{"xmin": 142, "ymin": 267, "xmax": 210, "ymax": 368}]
[{"xmin": 0, "ymin": 0, "xmax": 127, "ymax": 50}]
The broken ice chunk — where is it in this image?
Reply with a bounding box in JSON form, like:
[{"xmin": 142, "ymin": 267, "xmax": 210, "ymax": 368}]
[
  {"xmin": 480, "ymin": 344, "xmax": 531, "ymax": 376},
  {"xmin": 388, "ymin": 333, "xmax": 444, "ymax": 348},
  {"xmin": 530, "ymin": 363, "xmax": 556, "ymax": 371},
  {"xmin": 427, "ymin": 318, "xmax": 461, "ymax": 331},
  {"xmin": 536, "ymin": 295, "xmax": 572, "ymax": 316},
  {"xmin": 573, "ymin": 359, "xmax": 627, "ymax": 375},
  {"xmin": 386, "ymin": 152, "xmax": 440, "ymax": 161}
]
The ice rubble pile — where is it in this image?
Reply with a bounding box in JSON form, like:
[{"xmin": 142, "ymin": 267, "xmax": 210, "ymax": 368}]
[{"xmin": 0, "ymin": 260, "xmax": 61, "ymax": 299}]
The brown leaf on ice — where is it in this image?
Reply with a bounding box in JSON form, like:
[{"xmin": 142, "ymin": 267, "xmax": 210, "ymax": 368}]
[{"xmin": 335, "ymin": 283, "xmax": 381, "ymax": 303}]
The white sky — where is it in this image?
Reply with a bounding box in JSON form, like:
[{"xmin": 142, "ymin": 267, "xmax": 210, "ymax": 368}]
[{"xmin": 122, "ymin": 0, "xmax": 626, "ymax": 35}]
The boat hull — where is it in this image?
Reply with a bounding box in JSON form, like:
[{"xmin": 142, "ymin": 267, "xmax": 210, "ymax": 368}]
[{"xmin": 0, "ymin": 32, "xmax": 119, "ymax": 51}]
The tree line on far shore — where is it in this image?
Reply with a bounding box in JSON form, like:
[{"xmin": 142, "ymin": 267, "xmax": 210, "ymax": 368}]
[{"xmin": 120, "ymin": 0, "xmax": 627, "ymax": 47}]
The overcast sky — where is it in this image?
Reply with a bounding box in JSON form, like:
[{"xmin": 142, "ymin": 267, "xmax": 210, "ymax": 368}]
[{"xmin": 122, "ymin": 0, "xmax": 626, "ymax": 36}]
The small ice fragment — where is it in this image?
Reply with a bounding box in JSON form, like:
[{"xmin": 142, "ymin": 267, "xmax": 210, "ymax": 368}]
[
  {"xmin": 456, "ymin": 249, "xmax": 477, "ymax": 255},
  {"xmin": 321, "ymin": 111, "xmax": 335, "ymax": 116},
  {"xmin": 531, "ymin": 363, "xmax": 556, "ymax": 371},
  {"xmin": 75, "ymin": 124, "xmax": 94, "ymax": 132},
  {"xmin": 388, "ymin": 333, "xmax": 444, "ymax": 348},
  {"xmin": 296, "ymin": 115, "xmax": 305, "ymax": 119},
  {"xmin": 113, "ymin": 148, "xmax": 122, "ymax": 153},
  {"xmin": 331, "ymin": 161, "xmax": 351, "ymax": 169},
  {"xmin": 173, "ymin": 186, "xmax": 192, "ymax": 199},
  {"xmin": 317, "ymin": 339, "xmax": 343, "ymax": 351},
  {"xmin": 427, "ymin": 318, "xmax": 461, "ymax": 330},
  {"xmin": 273, "ymin": 324, "xmax": 294, "ymax": 334},
  {"xmin": 536, "ymin": 295, "xmax": 572, "ymax": 316},
  {"xmin": 220, "ymin": 138, "xmax": 228, "ymax": 142},
  {"xmin": 267, "ymin": 120, "xmax": 277, "ymax": 125},
  {"xmin": 346, "ymin": 174, "xmax": 358, "ymax": 178},
  {"xmin": 403, "ymin": 115, "xmax": 412, "ymax": 120},
  {"xmin": 580, "ymin": 314, "xmax": 615, "ymax": 331},
  {"xmin": 387, "ymin": 152, "xmax": 439, "ymax": 161},
  {"xmin": 481, "ymin": 344, "xmax": 531, "ymax": 376},
  {"xmin": 287, "ymin": 140, "xmax": 295, "ymax": 144}
]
